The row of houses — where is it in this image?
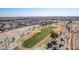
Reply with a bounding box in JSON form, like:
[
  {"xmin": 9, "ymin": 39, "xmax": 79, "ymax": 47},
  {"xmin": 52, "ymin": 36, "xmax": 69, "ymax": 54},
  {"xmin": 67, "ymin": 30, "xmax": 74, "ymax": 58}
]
[{"xmin": 0, "ymin": 19, "xmax": 53, "ymax": 32}]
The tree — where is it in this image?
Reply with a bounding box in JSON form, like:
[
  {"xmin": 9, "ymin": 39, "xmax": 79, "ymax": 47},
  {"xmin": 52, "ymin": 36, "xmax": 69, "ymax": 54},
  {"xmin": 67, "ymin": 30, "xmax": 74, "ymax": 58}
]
[
  {"xmin": 50, "ymin": 31, "xmax": 58, "ymax": 50},
  {"xmin": 51, "ymin": 31, "xmax": 58, "ymax": 40}
]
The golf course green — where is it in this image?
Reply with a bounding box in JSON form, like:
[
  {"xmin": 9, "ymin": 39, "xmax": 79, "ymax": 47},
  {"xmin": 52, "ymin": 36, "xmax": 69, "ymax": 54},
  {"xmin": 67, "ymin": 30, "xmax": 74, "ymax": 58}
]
[{"xmin": 22, "ymin": 26, "xmax": 53, "ymax": 48}]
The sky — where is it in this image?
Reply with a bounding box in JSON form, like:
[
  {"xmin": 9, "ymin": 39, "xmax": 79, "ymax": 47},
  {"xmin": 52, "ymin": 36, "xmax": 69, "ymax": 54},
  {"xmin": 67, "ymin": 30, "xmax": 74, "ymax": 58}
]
[{"xmin": 0, "ymin": 8, "xmax": 79, "ymax": 17}]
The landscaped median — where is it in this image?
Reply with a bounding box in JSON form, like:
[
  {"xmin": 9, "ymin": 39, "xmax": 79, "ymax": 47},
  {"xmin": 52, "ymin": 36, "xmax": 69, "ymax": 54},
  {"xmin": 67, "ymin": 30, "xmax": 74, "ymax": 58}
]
[{"xmin": 22, "ymin": 26, "xmax": 53, "ymax": 48}]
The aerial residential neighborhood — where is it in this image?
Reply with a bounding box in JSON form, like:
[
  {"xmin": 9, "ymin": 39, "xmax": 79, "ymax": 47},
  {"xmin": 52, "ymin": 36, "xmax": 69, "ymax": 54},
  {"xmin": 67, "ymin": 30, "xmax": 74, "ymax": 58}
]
[
  {"xmin": 0, "ymin": 8, "xmax": 79, "ymax": 50},
  {"xmin": 0, "ymin": 16, "xmax": 79, "ymax": 50}
]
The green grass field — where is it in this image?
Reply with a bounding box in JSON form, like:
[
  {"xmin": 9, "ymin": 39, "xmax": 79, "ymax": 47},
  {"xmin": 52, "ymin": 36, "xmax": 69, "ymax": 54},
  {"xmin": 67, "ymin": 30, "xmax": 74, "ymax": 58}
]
[{"xmin": 22, "ymin": 26, "xmax": 53, "ymax": 48}]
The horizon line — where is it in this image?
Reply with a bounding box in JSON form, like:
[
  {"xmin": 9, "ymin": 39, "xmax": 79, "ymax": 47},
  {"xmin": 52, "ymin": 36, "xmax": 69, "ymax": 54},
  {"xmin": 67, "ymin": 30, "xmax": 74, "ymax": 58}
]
[{"xmin": 0, "ymin": 16, "xmax": 79, "ymax": 17}]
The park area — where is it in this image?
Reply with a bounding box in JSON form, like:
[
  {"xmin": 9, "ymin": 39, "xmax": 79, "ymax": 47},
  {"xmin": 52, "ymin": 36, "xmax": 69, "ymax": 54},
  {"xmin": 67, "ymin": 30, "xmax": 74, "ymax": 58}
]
[
  {"xmin": 13, "ymin": 24, "xmax": 65, "ymax": 50},
  {"xmin": 22, "ymin": 26, "xmax": 53, "ymax": 48}
]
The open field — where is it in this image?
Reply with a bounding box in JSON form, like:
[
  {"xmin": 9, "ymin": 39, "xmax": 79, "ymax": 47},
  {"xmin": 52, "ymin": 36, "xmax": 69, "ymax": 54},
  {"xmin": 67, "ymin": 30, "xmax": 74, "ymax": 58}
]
[
  {"xmin": 22, "ymin": 26, "xmax": 53, "ymax": 48},
  {"xmin": 14, "ymin": 24, "xmax": 66, "ymax": 50}
]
